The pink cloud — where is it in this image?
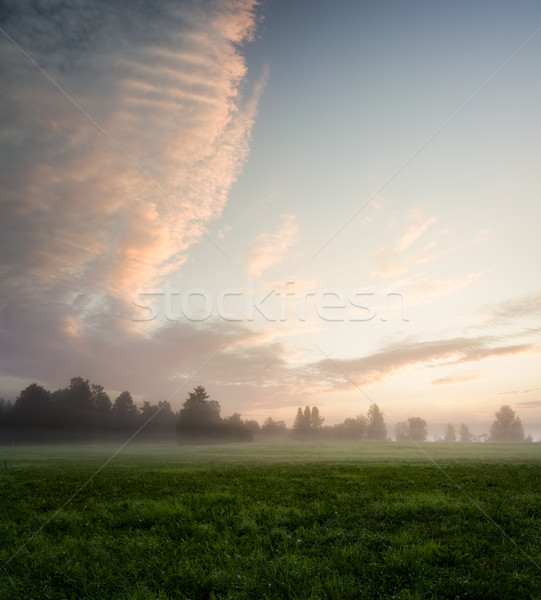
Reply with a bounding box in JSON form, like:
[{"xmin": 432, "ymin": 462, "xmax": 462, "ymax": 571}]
[{"xmin": 247, "ymin": 214, "xmax": 300, "ymax": 277}]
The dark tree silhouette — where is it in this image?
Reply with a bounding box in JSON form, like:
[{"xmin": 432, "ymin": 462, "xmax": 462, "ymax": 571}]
[
  {"xmin": 12, "ymin": 384, "xmax": 52, "ymax": 429},
  {"xmin": 490, "ymin": 405, "xmax": 525, "ymax": 442},
  {"xmin": 176, "ymin": 386, "xmax": 221, "ymax": 440},
  {"xmin": 91, "ymin": 384, "xmax": 112, "ymax": 413},
  {"xmin": 113, "ymin": 391, "xmax": 139, "ymax": 418},
  {"xmin": 221, "ymin": 413, "xmax": 253, "ymax": 441},
  {"xmin": 112, "ymin": 391, "xmax": 139, "ymax": 433}
]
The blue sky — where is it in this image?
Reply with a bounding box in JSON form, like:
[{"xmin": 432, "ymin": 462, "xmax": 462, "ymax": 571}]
[{"xmin": 1, "ymin": 0, "xmax": 540, "ymax": 434}]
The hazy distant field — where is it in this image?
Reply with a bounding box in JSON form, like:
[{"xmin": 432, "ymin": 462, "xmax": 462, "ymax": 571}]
[{"xmin": 1, "ymin": 443, "xmax": 540, "ymax": 599}]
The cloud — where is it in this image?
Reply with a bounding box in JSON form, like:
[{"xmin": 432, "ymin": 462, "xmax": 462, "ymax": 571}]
[
  {"xmin": 514, "ymin": 400, "xmax": 541, "ymax": 409},
  {"xmin": 0, "ymin": 0, "xmax": 268, "ymax": 395},
  {"xmin": 431, "ymin": 370, "xmax": 484, "ymax": 385},
  {"xmin": 0, "ymin": 0, "xmax": 262, "ymax": 304},
  {"xmin": 498, "ymin": 387, "xmax": 541, "ymax": 396},
  {"xmin": 300, "ymin": 334, "xmax": 535, "ymax": 393},
  {"xmin": 377, "ymin": 208, "xmax": 437, "ymax": 261},
  {"xmin": 247, "ymin": 214, "xmax": 300, "ymax": 277},
  {"xmin": 0, "ymin": 292, "xmax": 290, "ymax": 406},
  {"xmin": 402, "ymin": 271, "xmax": 484, "ymax": 304},
  {"xmin": 483, "ymin": 292, "xmax": 541, "ymax": 323},
  {"xmin": 217, "ymin": 225, "xmax": 232, "ymax": 239}
]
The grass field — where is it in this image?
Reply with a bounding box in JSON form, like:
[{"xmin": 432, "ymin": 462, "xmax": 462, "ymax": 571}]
[{"xmin": 1, "ymin": 442, "xmax": 540, "ymax": 599}]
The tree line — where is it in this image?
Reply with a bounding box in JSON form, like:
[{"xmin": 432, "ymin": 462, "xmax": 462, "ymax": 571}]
[{"xmin": 0, "ymin": 378, "xmax": 532, "ymax": 443}]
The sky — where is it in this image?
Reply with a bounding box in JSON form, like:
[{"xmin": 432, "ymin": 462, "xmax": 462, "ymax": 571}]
[{"xmin": 1, "ymin": 0, "xmax": 540, "ymax": 434}]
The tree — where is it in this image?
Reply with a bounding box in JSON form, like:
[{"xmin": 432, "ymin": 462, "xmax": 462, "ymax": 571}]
[
  {"xmin": 244, "ymin": 419, "xmax": 261, "ymax": 435},
  {"xmin": 293, "ymin": 406, "xmax": 310, "ymax": 435},
  {"xmin": 394, "ymin": 418, "xmax": 427, "ymax": 442},
  {"xmin": 407, "ymin": 417, "xmax": 428, "ymax": 442},
  {"xmin": 111, "ymin": 391, "xmax": 139, "ymax": 434},
  {"xmin": 261, "ymin": 417, "xmax": 287, "ymax": 436},
  {"xmin": 311, "ymin": 406, "xmax": 324, "ymax": 429},
  {"xmin": 67, "ymin": 377, "xmax": 93, "ymax": 412},
  {"xmin": 176, "ymin": 386, "xmax": 221, "ymax": 440},
  {"xmin": 339, "ymin": 415, "xmax": 367, "ymax": 440},
  {"xmin": 304, "ymin": 405, "xmax": 312, "ymax": 428},
  {"xmin": 444, "ymin": 423, "xmax": 456, "ymax": 442},
  {"xmin": 138, "ymin": 400, "xmax": 174, "ymax": 437},
  {"xmin": 395, "ymin": 421, "xmax": 409, "ymax": 441},
  {"xmin": 113, "ymin": 391, "xmax": 139, "ymax": 418},
  {"xmin": 366, "ymin": 404, "xmax": 387, "ymax": 441},
  {"xmin": 459, "ymin": 423, "xmax": 473, "ymax": 442},
  {"xmin": 12, "ymin": 383, "xmax": 52, "ymax": 428},
  {"xmin": 91, "ymin": 384, "xmax": 112, "ymax": 414},
  {"xmin": 490, "ymin": 405, "xmax": 525, "ymax": 442},
  {"xmin": 221, "ymin": 413, "xmax": 253, "ymax": 441},
  {"xmin": 52, "ymin": 377, "xmax": 94, "ymax": 435}
]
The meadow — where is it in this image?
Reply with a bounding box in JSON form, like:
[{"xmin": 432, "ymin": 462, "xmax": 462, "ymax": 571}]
[{"xmin": 0, "ymin": 442, "xmax": 540, "ymax": 599}]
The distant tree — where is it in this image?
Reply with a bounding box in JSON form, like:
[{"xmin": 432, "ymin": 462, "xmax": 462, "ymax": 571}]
[
  {"xmin": 111, "ymin": 391, "xmax": 139, "ymax": 433},
  {"xmin": 261, "ymin": 417, "xmax": 287, "ymax": 435},
  {"xmin": 67, "ymin": 377, "xmax": 93, "ymax": 412},
  {"xmin": 176, "ymin": 386, "xmax": 221, "ymax": 440},
  {"xmin": 221, "ymin": 413, "xmax": 253, "ymax": 441},
  {"xmin": 395, "ymin": 421, "xmax": 409, "ymax": 441},
  {"xmin": 366, "ymin": 404, "xmax": 387, "ymax": 440},
  {"xmin": 408, "ymin": 417, "xmax": 428, "ymax": 442},
  {"xmin": 340, "ymin": 415, "xmax": 367, "ymax": 440},
  {"xmin": 91, "ymin": 384, "xmax": 112, "ymax": 414},
  {"xmin": 459, "ymin": 423, "xmax": 473, "ymax": 442},
  {"xmin": 140, "ymin": 400, "xmax": 158, "ymax": 420},
  {"xmin": 444, "ymin": 423, "xmax": 456, "ymax": 442},
  {"xmin": 53, "ymin": 377, "xmax": 94, "ymax": 436},
  {"xmin": 154, "ymin": 400, "xmax": 174, "ymax": 424},
  {"xmin": 310, "ymin": 406, "xmax": 324, "ymax": 429},
  {"xmin": 394, "ymin": 418, "xmax": 427, "ymax": 442},
  {"xmin": 12, "ymin": 383, "xmax": 52, "ymax": 428},
  {"xmin": 293, "ymin": 406, "xmax": 310, "ymax": 435},
  {"xmin": 243, "ymin": 419, "xmax": 261, "ymax": 435},
  {"xmin": 490, "ymin": 405, "xmax": 525, "ymax": 442},
  {"xmin": 304, "ymin": 405, "xmax": 312, "ymax": 428},
  {"xmin": 0, "ymin": 398, "xmax": 10, "ymax": 437},
  {"xmin": 137, "ymin": 400, "xmax": 174, "ymax": 437}
]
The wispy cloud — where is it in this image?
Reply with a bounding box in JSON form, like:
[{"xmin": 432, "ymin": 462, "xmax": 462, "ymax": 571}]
[
  {"xmin": 498, "ymin": 386, "xmax": 541, "ymax": 396},
  {"xmin": 0, "ymin": 0, "xmax": 271, "ymax": 403},
  {"xmin": 300, "ymin": 334, "xmax": 534, "ymax": 393},
  {"xmin": 515, "ymin": 400, "xmax": 541, "ymax": 409},
  {"xmin": 377, "ymin": 208, "xmax": 437, "ymax": 260},
  {"xmin": 0, "ymin": 0, "xmax": 265, "ymax": 376},
  {"xmin": 0, "ymin": 0, "xmax": 262, "ymax": 302},
  {"xmin": 432, "ymin": 370, "xmax": 484, "ymax": 385},
  {"xmin": 402, "ymin": 271, "xmax": 484, "ymax": 304},
  {"xmin": 247, "ymin": 214, "xmax": 300, "ymax": 277},
  {"xmin": 482, "ymin": 292, "xmax": 541, "ymax": 323}
]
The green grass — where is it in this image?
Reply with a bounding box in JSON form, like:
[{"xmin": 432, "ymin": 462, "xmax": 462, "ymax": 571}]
[{"xmin": 0, "ymin": 443, "xmax": 540, "ymax": 599}]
